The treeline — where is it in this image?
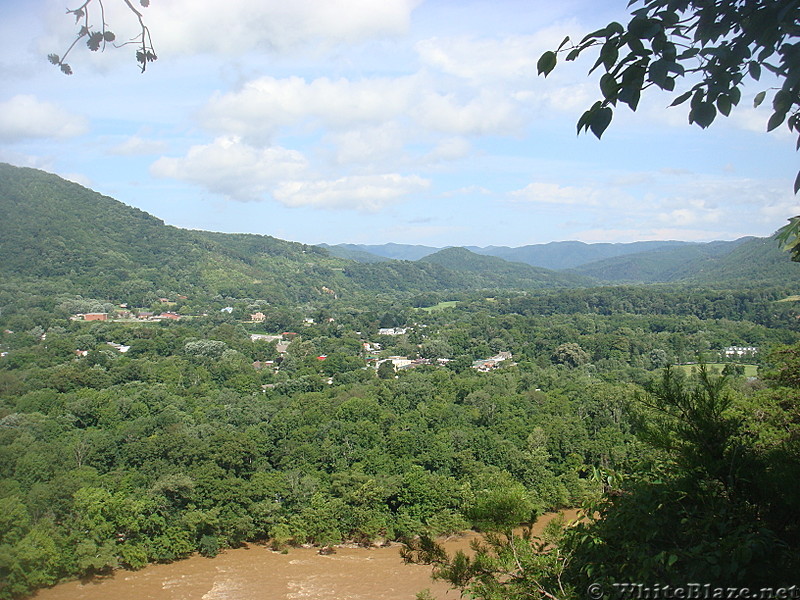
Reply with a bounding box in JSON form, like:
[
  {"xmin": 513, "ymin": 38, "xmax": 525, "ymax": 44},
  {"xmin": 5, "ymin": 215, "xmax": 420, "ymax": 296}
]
[
  {"xmin": 502, "ymin": 285, "xmax": 799, "ymax": 329},
  {"xmin": 1, "ymin": 284, "xmax": 799, "ymax": 598},
  {"xmin": 0, "ymin": 350, "xmax": 638, "ymax": 597}
]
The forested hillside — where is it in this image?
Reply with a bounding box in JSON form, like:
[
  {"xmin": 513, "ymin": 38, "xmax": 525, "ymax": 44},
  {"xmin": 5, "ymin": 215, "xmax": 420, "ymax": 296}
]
[
  {"xmin": 0, "ymin": 164, "xmax": 349, "ymax": 304},
  {"xmin": 0, "ymin": 164, "xmax": 589, "ymax": 304},
  {"xmin": 323, "ymin": 237, "xmax": 799, "ymax": 286},
  {"xmin": 467, "ymin": 239, "xmax": 694, "ymax": 269},
  {"xmin": 418, "ymin": 247, "xmax": 593, "ymax": 288},
  {"xmin": 568, "ymin": 236, "xmax": 800, "ymax": 285}
]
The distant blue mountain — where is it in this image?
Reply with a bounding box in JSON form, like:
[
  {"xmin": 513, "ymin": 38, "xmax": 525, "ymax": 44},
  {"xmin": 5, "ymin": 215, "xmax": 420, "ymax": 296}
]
[{"xmin": 324, "ymin": 240, "xmax": 694, "ymax": 270}]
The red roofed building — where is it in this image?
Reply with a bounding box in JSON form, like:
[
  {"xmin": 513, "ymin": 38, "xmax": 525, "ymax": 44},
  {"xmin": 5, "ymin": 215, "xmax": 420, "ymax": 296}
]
[{"xmin": 83, "ymin": 313, "xmax": 108, "ymax": 321}]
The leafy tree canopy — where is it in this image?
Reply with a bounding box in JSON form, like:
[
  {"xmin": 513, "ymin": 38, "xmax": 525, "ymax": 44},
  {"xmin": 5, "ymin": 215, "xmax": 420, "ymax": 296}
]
[
  {"xmin": 539, "ymin": 0, "xmax": 799, "ymax": 146},
  {"xmin": 538, "ymin": 0, "xmax": 800, "ymax": 254}
]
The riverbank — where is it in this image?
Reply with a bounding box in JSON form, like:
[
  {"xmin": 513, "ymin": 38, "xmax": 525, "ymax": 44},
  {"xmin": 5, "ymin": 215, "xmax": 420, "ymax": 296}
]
[{"xmin": 31, "ymin": 510, "xmax": 581, "ymax": 600}]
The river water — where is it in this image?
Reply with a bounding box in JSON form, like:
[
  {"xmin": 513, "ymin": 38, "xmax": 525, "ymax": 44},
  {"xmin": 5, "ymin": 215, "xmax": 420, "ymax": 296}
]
[{"xmin": 32, "ymin": 511, "xmax": 579, "ymax": 600}]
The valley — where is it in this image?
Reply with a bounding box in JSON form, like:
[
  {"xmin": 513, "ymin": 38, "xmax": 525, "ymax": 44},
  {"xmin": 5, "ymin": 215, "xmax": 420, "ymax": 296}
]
[{"xmin": 1, "ymin": 164, "xmax": 800, "ymax": 598}]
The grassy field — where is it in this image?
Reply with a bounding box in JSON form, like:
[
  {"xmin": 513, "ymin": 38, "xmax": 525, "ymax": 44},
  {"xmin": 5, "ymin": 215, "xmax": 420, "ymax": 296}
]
[
  {"xmin": 420, "ymin": 301, "xmax": 459, "ymax": 312},
  {"xmin": 673, "ymin": 363, "xmax": 759, "ymax": 377}
]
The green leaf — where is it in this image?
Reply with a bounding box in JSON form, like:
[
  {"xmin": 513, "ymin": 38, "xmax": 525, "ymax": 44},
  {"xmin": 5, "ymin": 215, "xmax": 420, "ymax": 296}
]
[
  {"xmin": 589, "ymin": 106, "xmax": 613, "ymax": 139},
  {"xmin": 606, "ymin": 22, "xmax": 624, "ymax": 35},
  {"xmin": 748, "ymin": 61, "xmax": 761, "ymax": 81},
  {"xmin": 577, "ymin": 109, "xmax": 593, "ymax": 134},
  {"xmin": 767, "ymin": 110, "xmax": 787, "ymax": 132},
  {"xmin": 773, "ymin": 89, "xmax": 791, "ymax": 113},
  {"xmin": 618, "ymin": 85, "xmax": 642, "ymax": 111},
  {"xmin": 566, "ymin": 47, "xmax": 582, "ymax": 62},
  {"xmin": 670, "ymin": 91, "xmax": 692, "ymax": 107},
  {"xmin": 577, "ymin": 101, "xmax": 602, "ymax": 135},
  {"xmin": 580, "ymin": 26, "xmax": 612, "ymax": 45},
  {"xmin": 716, "ymin": 95, "xmax": 732, "ymax": 117},
  {"xmin": 557, "ymin": 35, "xmax": 570, "ymax": 51},
  {"xmin": 601, "ymin": 40, "xmax": 619, "ymax": 71},
  {"xmin": 690, "ymin": 102, "xmax": 716, "ymax": 128},
  {"xmin": 600, "ymin": 73, "xmax": 618, "ymax": 100},
  {"xmin": 648, "ymin": 59, "xmax": 670, "ymax": 88},
  {"xmin": 103, "ymin": 31, "xmax": 116, "ymax": 42},
  {"xmin": 794, "ymin": 170, "xmax": 800, "ymax": 194},
  {"xmin": 729, "ymin": 87, "xmax": 741, "ymax": 106},
  {"xmin": 47, "ymin": 53, "xmax": 60, "ymax": 65},
  {"xmin": 753, "ymin": 91, "xmax": 766, "ymax": 108},
  {"xmin": 537, "ymin": 51, "xmax": 557, "ymax": 76}
]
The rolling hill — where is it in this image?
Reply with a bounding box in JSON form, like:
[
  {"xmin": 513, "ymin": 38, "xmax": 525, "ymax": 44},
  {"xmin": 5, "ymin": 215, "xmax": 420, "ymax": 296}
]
[
  {"xmin": 419, "ymin": 246, "xmax": 593, "ymax": 287},
  {"xmin": 568, "ymin": 236, "xmax": 800, "ymax": 285},
  {"xmin": 0, "ymin": 163, "xmax": 589, "ymax": 303},
  {"xmin": 324, "ymin": 240, "xmax": 696, "ymax": 269}
]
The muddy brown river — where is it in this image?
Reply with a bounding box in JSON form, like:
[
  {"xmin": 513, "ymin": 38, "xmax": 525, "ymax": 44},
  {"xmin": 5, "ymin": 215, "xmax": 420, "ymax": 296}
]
[{"xmin": 32, "ymin": 511, "xmax": 579, "ymax": 600}]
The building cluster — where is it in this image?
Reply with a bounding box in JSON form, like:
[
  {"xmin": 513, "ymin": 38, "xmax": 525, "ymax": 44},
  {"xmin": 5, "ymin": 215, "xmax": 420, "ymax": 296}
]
[
  {"xmin": 472, "ymin": 351, "xmax": 515, "ymax": 372},
  {"xmin": 71, "ymin": 310, "xmax": 181, "ymax": 322},
  {"xmin": 723, "ymin": 346, "xmax": 758, "ymax": 357}
]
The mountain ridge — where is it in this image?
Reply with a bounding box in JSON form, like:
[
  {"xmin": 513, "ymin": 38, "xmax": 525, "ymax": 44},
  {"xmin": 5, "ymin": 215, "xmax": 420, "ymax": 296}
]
[{"xmin": 0, "ymin": 163, "xmax": 588, "ymax": 301}]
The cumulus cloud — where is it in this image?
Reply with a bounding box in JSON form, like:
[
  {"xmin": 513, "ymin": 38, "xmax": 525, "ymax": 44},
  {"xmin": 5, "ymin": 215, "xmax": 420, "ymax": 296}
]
[
  {"xmin": 0, "ymin": 95, "xmax": 88, "ymax": 142},
  {"xmin": 149, "ymin": 0, "xmax": 421, "ymax": 56},
  {"xmin": 201, "ymin": 71, "xmax": 524, "ymax": 144},
  {"xmin": 110, "ymin": 135, "xmax": 168, "ymax": 156},
  {"xmin": 413, "ymin": 90, "xmax": 522, "ymax": 135},
  {"xmin": 657, "ymin": 207, "xmax": 723, "ymax": 227},
  {"xmin": 325, "ymin": 123, "xmax": 408, "ymax": 165},
  {"xmin": 202, "ymin": 75, "xmax": 417, "ymax": 141},
  {"xmin": 443, "ymin": 185, "xmax": 492, "ymax": 197},
  {"xmin": 509, "ymin": 182, "xmax": 604, "ymax": 206},
  {"xmin": 272, "ymin": 173, "xmax": 429, "ymax": 211},
  {"xmin": 425, "ymin": 137, "xmax": 472, "ymax": 161},
  {"xmin": 150, "ymin": 136, "xmax": 308, "ymax": 201},
  {"xmin": 415, "ymin": 24, "xmax": 577, "ymax": 84},
  {"xmin": 416, "ymin": 35, "xmax": 543, "ymax": 83}
]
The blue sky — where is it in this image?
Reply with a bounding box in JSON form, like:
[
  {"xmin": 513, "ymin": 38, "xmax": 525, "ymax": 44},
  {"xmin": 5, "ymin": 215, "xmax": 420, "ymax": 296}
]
[{"xmin": 1, "ymin": 0, "xmax": 797, "ymax": 247}]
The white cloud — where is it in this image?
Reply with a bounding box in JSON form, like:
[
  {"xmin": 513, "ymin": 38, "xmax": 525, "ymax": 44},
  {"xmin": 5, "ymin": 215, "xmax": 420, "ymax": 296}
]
[
  {"xmin": 415, "ymin": 25, "xmax": 576, "ymax": 84},
  {"xmin": 149, "ymin": 0, "xmax": 421, "ymax": 56},
  {"xmin": 326, "ymin": 123, "xmax": 408, "ymax": 165},
  {"xmin": 509, "ymin": 182, "xmax": 604, "ymax": 206},
  {"xmin": 201, "ymin": 72, "xmax": 524, "ymax": 146},
  {"xmin": 657, "ymin": 207, "xmax": 722, "ymax": 227},
  {"xmin": 202, "ymin": 75, "xmax": 417, "ymax": 141},
  {"xmin": 425, "ymin": 137, "xmax": 472, "ymax": 161},
  {"xmin": 413, "ymin": 90, "xmax": 522, "ymax": 135},
  {"xmin": 539, "ymin": 82, "xmax": 596, "ymax": 114},
  {"xmin": 416, "ymin": 35, "xmax": 542, "ymax": 83},
  {"xmin": 110, "ymin": 135, "xmax": 168, "ymax": 156},
  {"xmin": 150, "ymin": 136, "xmax": 308, "ymax": 201},
  {"xmin": 272, "ymin": 173, "xmax": 429, "ymax": 211},
  {"xmin": 0, "ymin": 95, "xmax": 88, "ymax": 142},
  {"xmin": 443, "ymin": 185, "xmax": 492, "ymax": 197}
]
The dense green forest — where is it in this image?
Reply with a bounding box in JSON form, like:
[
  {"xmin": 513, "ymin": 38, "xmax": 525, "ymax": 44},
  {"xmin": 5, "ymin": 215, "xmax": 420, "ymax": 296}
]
[{"xmin": 2, "ymin": 165, "xmax": 800, "ymax": 598}]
